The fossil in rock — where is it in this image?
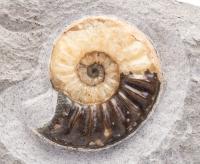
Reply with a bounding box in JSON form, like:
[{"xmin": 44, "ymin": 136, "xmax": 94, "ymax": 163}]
[{"xmin": 38, "ymin": 16, "xmax": 162, "ymax": 150}]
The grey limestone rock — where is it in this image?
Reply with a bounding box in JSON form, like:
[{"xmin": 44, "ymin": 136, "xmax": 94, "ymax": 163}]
[{"xmin": 0, "ymin": 0, "xmax": 199, "ymax": 163}]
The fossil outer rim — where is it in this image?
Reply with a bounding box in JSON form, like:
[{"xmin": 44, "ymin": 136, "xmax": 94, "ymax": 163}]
[{"xmin": 39, "ymin": 70, "xmax": 160, "ymax": 149}]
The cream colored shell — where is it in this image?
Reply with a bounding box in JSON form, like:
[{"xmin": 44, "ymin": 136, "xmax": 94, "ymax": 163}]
[{"xmin": 50, "ymin": 16, "xmax": 160, "ymax": 105}]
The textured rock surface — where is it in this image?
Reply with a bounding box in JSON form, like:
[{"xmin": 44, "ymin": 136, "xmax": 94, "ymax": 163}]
[{"xmin": 0, "ymin": 0, "xmax": 199, "ymax": 163}]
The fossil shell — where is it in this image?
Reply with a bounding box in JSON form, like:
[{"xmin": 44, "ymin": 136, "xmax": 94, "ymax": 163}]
[{"xmin": 38, "ymin": 16, "xmax": 162, "ymax": 150}]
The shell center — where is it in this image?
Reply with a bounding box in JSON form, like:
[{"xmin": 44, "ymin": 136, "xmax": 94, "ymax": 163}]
[
  {"xmin": 87, "ymin": 63, "xmax": 104, "ymax": 79},
  {"xmin": 76, "ymin": 51, "xmax": 118, "ymax": 87}
]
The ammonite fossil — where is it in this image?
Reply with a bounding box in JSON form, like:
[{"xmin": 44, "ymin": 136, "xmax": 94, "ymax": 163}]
[{"xmin": 38, "ymin": 16, "xmax": 162, "ymax": 150}]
